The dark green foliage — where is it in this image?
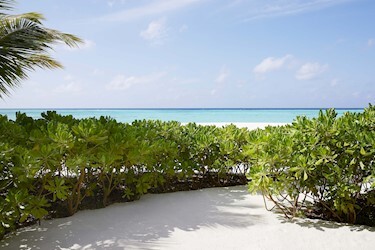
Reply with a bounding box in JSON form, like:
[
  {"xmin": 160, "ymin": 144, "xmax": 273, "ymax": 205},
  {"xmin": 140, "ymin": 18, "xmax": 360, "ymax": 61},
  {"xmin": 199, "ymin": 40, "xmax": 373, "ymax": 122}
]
[{"xmin": 0, "ymin": 113, "xmax": 249, "ymax": 239}]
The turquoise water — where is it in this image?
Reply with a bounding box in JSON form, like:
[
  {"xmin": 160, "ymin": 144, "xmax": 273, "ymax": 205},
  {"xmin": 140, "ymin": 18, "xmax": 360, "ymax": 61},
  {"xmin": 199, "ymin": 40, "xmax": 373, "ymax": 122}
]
[{"xmin": 0, "ymin": 109, "xmax": 362, "ymax": 123}]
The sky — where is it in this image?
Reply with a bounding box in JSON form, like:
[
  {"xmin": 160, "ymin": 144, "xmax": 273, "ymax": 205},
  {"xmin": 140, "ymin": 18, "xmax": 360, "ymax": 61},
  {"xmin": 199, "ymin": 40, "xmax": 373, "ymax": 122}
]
[{"xmin": 1, "ymin": 0, "xmax": 374, "ymax": 108}]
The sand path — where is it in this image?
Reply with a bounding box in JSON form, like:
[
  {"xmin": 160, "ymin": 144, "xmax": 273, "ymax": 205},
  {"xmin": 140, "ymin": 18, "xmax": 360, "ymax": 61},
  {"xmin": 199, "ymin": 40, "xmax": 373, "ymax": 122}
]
[{"xmin": 1, "ymin": 186, "xmax": 374, "ymax": 250}]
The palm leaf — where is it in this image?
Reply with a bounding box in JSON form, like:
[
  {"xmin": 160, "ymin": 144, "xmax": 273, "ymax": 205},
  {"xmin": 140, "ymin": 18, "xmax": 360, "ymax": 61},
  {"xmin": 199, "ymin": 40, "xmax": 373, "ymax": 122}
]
[
  {"xmin": 0, "ymin": 0, "xmax": 13, "ymax": 14},
  {"xmin": 0, "ymin": 2, "xmax": 83, "ymax": 97}
]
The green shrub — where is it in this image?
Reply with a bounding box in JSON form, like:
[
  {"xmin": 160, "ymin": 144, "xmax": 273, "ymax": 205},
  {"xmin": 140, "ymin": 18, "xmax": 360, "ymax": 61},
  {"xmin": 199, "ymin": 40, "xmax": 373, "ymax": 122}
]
[
  {"xmin": 248, "ymin": 105, "xmax": 375, "ymax": 225},
  {"xmin": 0, "ymin": 113, "xmax": 251, "ymax": 239},
  {"xmin": 1, "ymin": 105, "xmax": 374, "ymax": 239}
]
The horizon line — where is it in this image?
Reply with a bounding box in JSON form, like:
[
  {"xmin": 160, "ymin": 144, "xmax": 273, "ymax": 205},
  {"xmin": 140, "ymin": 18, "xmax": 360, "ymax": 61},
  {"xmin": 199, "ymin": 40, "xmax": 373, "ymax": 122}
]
[{"xmin": 0, "ymin": 107, "xmax": 365, "ymax": 110}]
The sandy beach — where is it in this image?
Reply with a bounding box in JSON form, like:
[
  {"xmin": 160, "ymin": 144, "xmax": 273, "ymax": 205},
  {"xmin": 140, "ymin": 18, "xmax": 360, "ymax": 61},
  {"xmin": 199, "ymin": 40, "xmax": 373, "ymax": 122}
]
[
  {"xmin": 190, "ymin": 122, "xmax": 288, "ymax": 130},
  {"xmin": 1, "ymin": 122, "xmax": 373, "ymax": 250},
  {"xmin": 1, "ymin": 185, "xmax": 374, "ymax": 250},
  {"xmin": 0, "ymin": 0, "xmax": 372, "ymax": 248}
]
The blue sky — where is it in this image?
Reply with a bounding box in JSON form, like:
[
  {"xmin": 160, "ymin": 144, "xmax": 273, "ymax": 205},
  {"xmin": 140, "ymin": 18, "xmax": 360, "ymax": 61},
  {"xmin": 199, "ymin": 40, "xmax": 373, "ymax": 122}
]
[{"xmin": 1, "ymin": 0, "xmax": 374, "ymax": 108}]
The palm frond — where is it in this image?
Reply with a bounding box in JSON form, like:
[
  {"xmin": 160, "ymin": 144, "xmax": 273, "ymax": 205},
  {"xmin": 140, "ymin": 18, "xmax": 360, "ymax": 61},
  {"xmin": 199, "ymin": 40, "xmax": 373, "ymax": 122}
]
[
  {"xmin": 46, "ymin": 29, "xmax": 83, "ymax": 47},
  {"xmin": 6, "ymin": 12, "xmax": 45, "ymax": 24},
  {"xmin": 0, "ymin": 3, "xmax": 83, "ymax": 98},
  {"xmin": 27, "ymin": 54, "xmax": 63, "ymax": 69},
  {"xmin": 0, "ymin": 0, "xmax": 13, "ymax": 11}
]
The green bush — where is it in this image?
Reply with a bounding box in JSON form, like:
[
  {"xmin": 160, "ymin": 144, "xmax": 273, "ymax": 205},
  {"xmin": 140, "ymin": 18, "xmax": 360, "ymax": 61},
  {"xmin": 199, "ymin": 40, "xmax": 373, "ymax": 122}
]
[
  {"xmin": 0, "ymin": 113, "xmax": 249, "ymax": 239},
  {"xmin": 0, "ymin": 106, "xmax": 374, "ymax": 239},
  {"xmin": 248, "ymin": 105, "xmax": 375, "ymax": 225}
]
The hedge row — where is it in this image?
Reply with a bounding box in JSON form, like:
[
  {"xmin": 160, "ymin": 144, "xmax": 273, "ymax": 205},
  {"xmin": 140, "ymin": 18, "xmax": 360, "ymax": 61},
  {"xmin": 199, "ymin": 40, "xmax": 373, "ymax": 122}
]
[
  {"xmin": 1, "ymin": 105, "xmax": 374, "ymax": 239},
  {"xmin": 0, "ymin": 111, "xmax": 250, "ymax": 238}
]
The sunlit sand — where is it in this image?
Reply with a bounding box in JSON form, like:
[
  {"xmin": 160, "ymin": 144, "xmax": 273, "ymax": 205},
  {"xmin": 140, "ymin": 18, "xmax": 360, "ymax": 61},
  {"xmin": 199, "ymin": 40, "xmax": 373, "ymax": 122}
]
[{"xmin": 1, "ymin": 186, "xmax": 374, "ymax": 250}]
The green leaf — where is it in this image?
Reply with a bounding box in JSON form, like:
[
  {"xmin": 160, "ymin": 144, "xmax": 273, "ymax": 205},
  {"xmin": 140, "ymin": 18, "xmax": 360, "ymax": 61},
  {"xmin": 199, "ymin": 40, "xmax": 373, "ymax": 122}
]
[
  {"xmin": 123, "ymin": 188, "xmax": 134, "ymax": 200},
  {"xmin": 30, "ymin": 207, "xmax": 48, "ymax": 220},
  {"xmin": 359, "ymin": 161, "xmax": 365, "ymax": 170},
  {"xmin": 360, "ymin": 147, "xmax": 366, "ymax": 156},
  {"xmin": 19, "ymin": 213, "xmax": 29, "ymax": 223},
  {"xmin": 345, "ymin": 149, "xmax": 355, "ymax": 155},
  {"xmin": 45, "ymin": 178, "xmax": 69, "ymax": 201},
  {"xmin": 303, "ymin": 171, "xmax": 308, "ymax": 181},
  {"xmin": 315, "ymin": 158, "xmax": 324, "ymax": 165}
]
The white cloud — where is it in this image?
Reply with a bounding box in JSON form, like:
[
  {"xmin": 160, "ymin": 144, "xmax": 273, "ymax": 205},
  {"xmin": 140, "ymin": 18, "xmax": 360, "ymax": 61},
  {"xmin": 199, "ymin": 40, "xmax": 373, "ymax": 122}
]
[
  {"xmin": 101, "ymin": 0, "xmax": 202, "ymax": 22},
  {"xmin": 106, "ymin": 72, "xmax": 166, "ymax": 90},
  {"xmin": 240, "ymin": 0, "xmax": 354, "ymax": 21},
  {"xmin": 140, "ymin": 18, "xmax": 168, "ymax": 45},
  {"xmin": 215, "ymin": 66, "xmax": 230, "ymax": 83},
  {"xmin": 296, "ymin": 62, "xmax": 328, "ymax": 80},
  {"xmin": 254, "ymin": 55, "xmax": 329, "ymax": 81},
  {"xmin": 368, "ymin": 38, "xmax": 375, "ymax": 47},
  {"xmin": 253, "ymin": 55, "xmax": 293, "ymax": 74}
]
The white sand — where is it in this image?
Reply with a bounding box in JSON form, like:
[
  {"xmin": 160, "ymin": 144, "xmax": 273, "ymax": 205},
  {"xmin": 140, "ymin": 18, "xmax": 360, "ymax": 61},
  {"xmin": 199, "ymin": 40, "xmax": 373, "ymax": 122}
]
[
  {"xmin": 1, "ymin": 186, "xmax": 374, "ymax": 250},
  {"xmin": 185, "ymin": 122, "xmax": 288, "ymax": 130}
]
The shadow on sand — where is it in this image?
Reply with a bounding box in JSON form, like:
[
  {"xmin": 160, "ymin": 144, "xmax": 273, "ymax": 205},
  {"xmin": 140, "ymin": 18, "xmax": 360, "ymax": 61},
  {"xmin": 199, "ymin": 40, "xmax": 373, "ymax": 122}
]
[
  {"xmin": 1, "ymin": 186, "xmax": 264, "ymax": 250},
  {"xmin": 278, "ymin": 215, "xmax": 375, "ymax": 233}
]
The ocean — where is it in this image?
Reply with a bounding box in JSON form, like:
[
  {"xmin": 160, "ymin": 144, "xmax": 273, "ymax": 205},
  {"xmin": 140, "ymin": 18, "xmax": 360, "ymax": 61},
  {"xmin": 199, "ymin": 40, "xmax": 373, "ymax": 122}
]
[{"xmin": 0, "ymin": 108, "xmax": 363, "ymax": 123}]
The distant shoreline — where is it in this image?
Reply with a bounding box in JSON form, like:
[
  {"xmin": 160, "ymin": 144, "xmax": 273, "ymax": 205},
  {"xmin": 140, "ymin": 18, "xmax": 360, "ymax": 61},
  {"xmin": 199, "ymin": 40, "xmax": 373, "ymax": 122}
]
[
  {"xmin": 0, "ymin": 108, "xmax": 363, "ymax": 124},
  {"xmin": 0, "ymin": 108, "xmax": 364, "ymax": 110},
  {"xmin": 193, "ymin": 122, "xmax": 288, "ymax": 130}
]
